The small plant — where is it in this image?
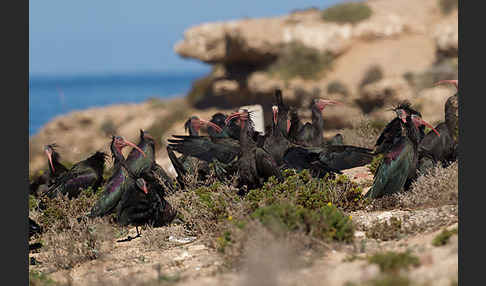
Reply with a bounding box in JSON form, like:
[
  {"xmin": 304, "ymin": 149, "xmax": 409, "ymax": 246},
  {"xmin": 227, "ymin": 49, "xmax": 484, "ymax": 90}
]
[
  {"xmin": 327, "ymin": 80, "xmax": 350, "ymax": 97},
  {"xmin": 146, "ymin": 108, "xmax": 190, "ymax": 144},
  {"xmin": 100, "ymin": 118, "xmax": 117, "ymax": 136},
  {"xmin": 359, "ymin": 65, "xmax": 384, "ymax": 89},
  {"xmin": 439, "ymin": 0, "xmax": 458, "ymax": 15},
  {"xmin": 321, "ymin": 2, "xmax": 373, "ymax": 25},
  {"xmin": 187, "ymin": 75, "xmax": 213, "ymax": 106},
  {"xmin": 267, "ymin": 42, "xmax": 335, "ymax": 80},
  {"xmin": 29, "ymin": 270, "xmax": 57, "ymax": 286},
  {"xmin": 432, "ymin": 227, "xmax": 458, "ymax": 246},
  {"xmin": 251, "ymin": 203, "xmax": 354, "ymax": 242},
  {"xmin": 368, "ymin": 250, "xmax": 420, "ymax": 273},
  {"xmin": 366, "ymin": 217, "xmax": 405, "ymax": 241}
]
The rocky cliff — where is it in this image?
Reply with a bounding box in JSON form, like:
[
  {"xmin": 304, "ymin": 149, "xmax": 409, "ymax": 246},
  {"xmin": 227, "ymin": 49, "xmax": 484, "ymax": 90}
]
[{"xmin": 175, "ymin": 0, "xmax": 457, "ymax": 125}]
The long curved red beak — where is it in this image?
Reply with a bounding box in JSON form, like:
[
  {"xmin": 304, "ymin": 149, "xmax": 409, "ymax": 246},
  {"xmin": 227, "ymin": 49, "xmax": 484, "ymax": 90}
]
[
  {"xmin": 434, "ymin": 80, "xmax": 458, "ymax": 91},
  {"xmin": 287, "ymin": 119, "xmax": 291, "ymax": 133},
  {"xmin": 124, "ymin": 140, "xmax": 146, "ymax": 157},
  {"xmin": 415, "ymin": 117, "xmax": 440, "ymax": 137},
  {"xmin": 199, "ymin": 119, "xmax": 223, "ymax": 133},
  {"xmin": 45, "ymin": 150, "xmax": 55, "ymax": 173},
  {"xmin": 225, "ymin": 112, "xmax": 243, "ymax": 126}
]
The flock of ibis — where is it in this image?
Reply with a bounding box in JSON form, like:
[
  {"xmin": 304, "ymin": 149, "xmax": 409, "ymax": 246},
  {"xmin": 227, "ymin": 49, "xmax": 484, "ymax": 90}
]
[{"xmin": 29, "ymin": 79, "xmax": 458, "ymax": 241}]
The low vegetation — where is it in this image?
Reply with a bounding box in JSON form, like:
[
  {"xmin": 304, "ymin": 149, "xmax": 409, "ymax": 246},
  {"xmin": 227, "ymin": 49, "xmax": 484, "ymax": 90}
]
[
  {"xmin": 439, "ymin": 0, "xmax": 458, "ymax": 15},
  {"xmin": 367, "ymin": 250, "xmax": 420, "ymax": 273},
  {"xmin": 432, "ymin": 227, "xmax": 457, "ymax": 246},
  {"xmin": 146, "ymin": 107, "xmax": 191, "ymax": 146},
  {"xmin": 267, "ymin": 42, "xmax": 335, "ymax": 80},
  {"xmin": 327, "ymin": 80, "xmax": 350, "ymax": 97},
  {"xmin": 321, "ymin": 2, "xmax": 373, "ymax": 25},
  {"xmin": 359, "ymin": 65, "xmax": 384, "ymax": 89}
]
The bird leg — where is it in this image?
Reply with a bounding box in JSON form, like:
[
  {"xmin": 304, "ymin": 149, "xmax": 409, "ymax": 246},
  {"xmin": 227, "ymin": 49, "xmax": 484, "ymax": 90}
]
[{"xmin": 116, "ymin": 226, "xmax": 142, "ymax": 243}]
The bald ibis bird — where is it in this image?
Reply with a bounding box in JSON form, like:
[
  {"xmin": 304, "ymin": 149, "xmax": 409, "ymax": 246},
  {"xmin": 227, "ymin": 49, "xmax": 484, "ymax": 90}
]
[
  {"xmin": 417, "ymin": 80, "xmax": 458, "ymax": 174},
  {"xmin": 262, "ymin": 105, "xmax": 293, "ymax": 166},
  {"xmin": 167, "ymin": 117, "xmax": 225, "ymax": 187},
  {"xmin": 45, "ymin": 150, "xmax": 108, "ymax": 199},
  {"xmin": 89, "ymin": 136, "xmax": 146, "ymax": 218},
  {"xmin": 125, "ymin": 130, "xmax": 175, "ymax": 193},
  {"xmin": 116, "ymin": 177, "xmax": 177, "ymax": 241},
  {"xmin": 365, "ymin": 109, "xmax": 439, "ymax": 199},
  {"xmin": 225, "ymin": 109, "xmax": 282, "ymax": 193},
  {"xmin": 288, "ymin": 98, "xmax": 341, "ymax": 147},
  {"xmin": 30, "ymin": 144, "xmax": 69, "ymax": 197},
  {"xmin": 374, "ymin": 101, "xmax": 426, "ymax": 155}
]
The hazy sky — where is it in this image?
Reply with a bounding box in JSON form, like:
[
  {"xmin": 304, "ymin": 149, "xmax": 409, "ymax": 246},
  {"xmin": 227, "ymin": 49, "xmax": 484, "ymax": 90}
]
[{"xmin": 29, "ymin": 0, "xmax": 341, "ymax": 76}]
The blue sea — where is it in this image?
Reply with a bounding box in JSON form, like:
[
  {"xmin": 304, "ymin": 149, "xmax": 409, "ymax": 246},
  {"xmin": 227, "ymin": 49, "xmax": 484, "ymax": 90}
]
[{"xmin": 29, "ymin": 71, "xmax": 208, "ymax": 136}]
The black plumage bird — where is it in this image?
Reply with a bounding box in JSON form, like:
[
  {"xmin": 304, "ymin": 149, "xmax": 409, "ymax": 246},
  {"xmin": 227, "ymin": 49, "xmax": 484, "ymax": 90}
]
[
  {"xmin": 167, "ymin": 117, "xmax": 225, "ymax": 187},
  {"xmin": 417, "ymin": 80, "xmax": 458, "ymax": 174},
  {"xmin": 375, "ymin": 102, "xmax": 426, "ymax": 155},
  {"xmin": 366, "ymin": 109, "xmax": 439, "ymax": 199},
  {"xmin": 89, "ymin": 136, "xmax": 146, "ymax": 218},
  {"xmin": 125, "ymin": 130, "xmax": 175, "ymax": 193},
  {"xmin": 263, "ymin": 105, "xmax": 293, "ymax": 166},
  {"xmin": 116, "ymin": 177, "xmax": 177, "ymax": 241},
  {"xmin": 45, "ymin": 150, "xmax": 108, "ymax": 199},
  {"xmin": 288, "ymin": 98, "xmax": 341, "ymax": 147},
  {"xmin": 30, "ymin": 144, "xmax": 69, "ymax": 197},
  {"xmin": 225, "ymin": 110, "xmax": 282, "ymax": 193}
]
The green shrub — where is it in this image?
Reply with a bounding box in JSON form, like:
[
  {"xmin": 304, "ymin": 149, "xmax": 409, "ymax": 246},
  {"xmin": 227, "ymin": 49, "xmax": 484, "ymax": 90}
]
[
  {"xmin": 360, "ymin": 65, "xmax": 384, "ymax": 89},
  {"xmin": 251, "ymin": 203, "xmax": 354, "ymax": 242},
  {"xmin": 327, "ymin": 80, "xmax": 350, "ymax": 97},
  {"xmin": 368, "ymin": 250, "xmax": 420, "ymax": 273},
  {"xmin": 187, "ymin": 75, "xmax": 213, "ymax": 106},
  {"xmin": 268, "ymin": 42, "xmax": 335, "ymax": 80},
  {"xmin": 321, "ymin": 2, "xmax": 372, "ymax": 24},
  {"xmin": 100, "ymin": 118, "xmax": 117, "ymax": 136},
  {"xmin": 432, "ymin": 227, "xmax": 457, "ymax": 246},
  {"xmin": 29, "ymin": 270, "xmax": 58, "ymax": 286},
  {"xmin": 146, "ymin": 108, "xmax": 190, "ymax": 144},
  {"xmin": 246, "ymin": 169, "xmax": 368, "ymax": 212},
  {"xmin": 439, "ymin": 0, "xmax": 458, "ymax": 15}
]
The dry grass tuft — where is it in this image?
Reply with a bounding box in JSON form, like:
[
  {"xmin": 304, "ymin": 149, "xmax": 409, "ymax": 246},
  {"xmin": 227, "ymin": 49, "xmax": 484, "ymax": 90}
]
[
  {"xmin": 41, "ymin": 217, "xmax": 115, "ymax": 270},
  {"xmin": 369, "ymin": 162, "xmax": 458, "ymax": 210}
]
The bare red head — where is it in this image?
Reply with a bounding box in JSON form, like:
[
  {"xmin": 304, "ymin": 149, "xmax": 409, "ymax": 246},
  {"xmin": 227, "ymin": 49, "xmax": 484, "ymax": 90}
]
[{"xmin": 112, "ymin": 136, "xmax": 146, "ymax": 157}]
